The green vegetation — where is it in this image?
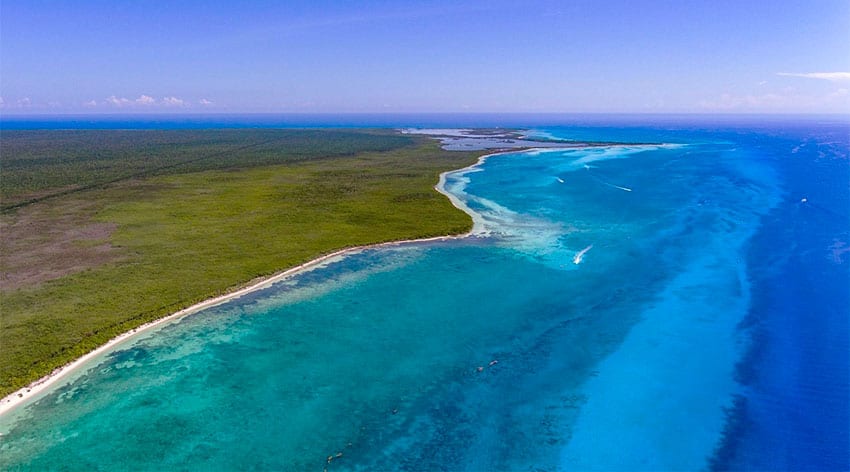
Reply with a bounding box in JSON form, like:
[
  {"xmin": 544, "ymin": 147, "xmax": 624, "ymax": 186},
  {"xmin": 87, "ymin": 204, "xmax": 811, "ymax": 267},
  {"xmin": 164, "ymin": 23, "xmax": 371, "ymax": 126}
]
[
  {"xmin": 0, "ymin": 129, "xmax": 484, "ymax": 396},
  {"xmin": 1, "ymin": 129, "xmax": 411, "ymax": 210}
]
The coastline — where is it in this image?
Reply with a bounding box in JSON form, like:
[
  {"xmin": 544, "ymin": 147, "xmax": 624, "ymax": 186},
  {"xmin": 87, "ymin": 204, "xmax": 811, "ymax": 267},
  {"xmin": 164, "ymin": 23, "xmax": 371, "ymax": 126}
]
[{"xmin": 0, "ymin": 148, "xmax": 520, "ymax": 419}]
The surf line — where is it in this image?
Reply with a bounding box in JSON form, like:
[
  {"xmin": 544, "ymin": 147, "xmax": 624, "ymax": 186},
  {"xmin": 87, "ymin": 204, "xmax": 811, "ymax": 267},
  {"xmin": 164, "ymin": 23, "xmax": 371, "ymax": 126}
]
[{"xmin": 573, "ymin": 244, "xmax": 594, "ymax": 264}]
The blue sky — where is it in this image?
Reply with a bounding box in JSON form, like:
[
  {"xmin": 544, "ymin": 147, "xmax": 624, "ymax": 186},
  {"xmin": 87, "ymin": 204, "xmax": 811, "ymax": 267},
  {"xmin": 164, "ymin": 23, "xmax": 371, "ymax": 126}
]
[{"xmin": 2, "ymin": 0, "xmax": 849, "ymax": 114}]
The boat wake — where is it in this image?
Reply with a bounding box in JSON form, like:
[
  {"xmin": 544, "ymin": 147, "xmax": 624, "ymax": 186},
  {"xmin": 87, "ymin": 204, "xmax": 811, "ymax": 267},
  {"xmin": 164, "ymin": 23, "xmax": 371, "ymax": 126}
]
[{"xmin": 573, "ymin": 245, "xmax": 593, "ymax": 264}]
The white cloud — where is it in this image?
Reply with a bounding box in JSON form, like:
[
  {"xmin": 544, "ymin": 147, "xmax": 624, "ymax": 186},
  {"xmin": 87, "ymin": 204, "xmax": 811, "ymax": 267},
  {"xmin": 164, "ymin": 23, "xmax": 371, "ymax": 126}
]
[
  {"xmin": 777, "ymin": 72, "xmax": 850, "ymax": 81},
  {"xmin": 162, "ymin": 96, "xmax": 185, "ymax": 106},
  {"xmin": 83, "ymin": 100, "xmax": 98, "ymax": 107},
  {"xmin": 106, "ymin": 95, "xmax": 131, "ymax": 106},
  {"xmin": 106, "ymin": 95, "xmax": 186, "ymax": 107},
  {"xmin": 199, "ymin": 98, "xmax": 213, "ymax": 105},
  {"xmin": 102, "ymin": 94, "xmax": 190, "ymax": 108},
  {"xmin": 17, "ymin": 97, "xmax": 32, "ymax": 107}
]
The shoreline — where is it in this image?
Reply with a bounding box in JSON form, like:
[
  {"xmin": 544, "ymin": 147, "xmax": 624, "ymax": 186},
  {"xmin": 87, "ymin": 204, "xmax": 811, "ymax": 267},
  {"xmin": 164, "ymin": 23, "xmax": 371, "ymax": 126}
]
[{"xmin": 0, "ymin": 147, "xmax": 523, "ymax": 419}]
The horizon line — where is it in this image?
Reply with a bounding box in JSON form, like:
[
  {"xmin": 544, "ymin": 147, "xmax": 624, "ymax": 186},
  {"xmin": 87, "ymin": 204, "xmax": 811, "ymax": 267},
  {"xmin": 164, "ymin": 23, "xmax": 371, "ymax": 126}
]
[{"xmin": 2, "ymin": 111, "xmax": 849, "ymax": 117}]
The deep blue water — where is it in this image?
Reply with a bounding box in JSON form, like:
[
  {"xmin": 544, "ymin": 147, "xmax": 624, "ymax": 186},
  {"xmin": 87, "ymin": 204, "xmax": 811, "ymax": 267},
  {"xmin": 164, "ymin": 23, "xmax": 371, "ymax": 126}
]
[{"xmin": 0, "ymin": 116, "xmax": 847, "ymax": 470}]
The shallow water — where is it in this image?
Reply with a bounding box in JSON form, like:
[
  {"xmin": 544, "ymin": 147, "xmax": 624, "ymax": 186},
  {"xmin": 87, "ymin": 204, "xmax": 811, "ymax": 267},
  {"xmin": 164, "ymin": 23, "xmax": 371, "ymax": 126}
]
[{"xmin": 1, "ymin": 119, "xmax": 847, "ymax": 471}]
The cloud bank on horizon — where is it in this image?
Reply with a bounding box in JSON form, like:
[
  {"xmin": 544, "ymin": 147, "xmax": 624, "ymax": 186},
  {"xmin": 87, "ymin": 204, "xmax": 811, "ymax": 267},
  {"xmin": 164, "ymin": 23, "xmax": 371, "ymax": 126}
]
[
  {"xmin": 1, "ymin": 0, "xmax": 849, "ymax": 114},
  {"xmin": 7, "ymin": 95, "xmax": 214, "ymax": 111}
]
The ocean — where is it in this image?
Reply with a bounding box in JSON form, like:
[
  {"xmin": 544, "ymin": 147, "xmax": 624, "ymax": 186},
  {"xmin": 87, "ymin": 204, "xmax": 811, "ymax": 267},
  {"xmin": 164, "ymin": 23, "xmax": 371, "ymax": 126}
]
[{"xmin": 1, "ymin": 115, "xmax": 847, "ymax": 470}]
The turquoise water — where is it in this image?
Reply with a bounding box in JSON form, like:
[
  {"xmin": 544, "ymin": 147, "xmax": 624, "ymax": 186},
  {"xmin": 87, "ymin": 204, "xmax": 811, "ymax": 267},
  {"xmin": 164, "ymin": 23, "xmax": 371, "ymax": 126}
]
[{"xmin": 1, "ymin": 120, "xmax": 848, "ymax": 470}]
